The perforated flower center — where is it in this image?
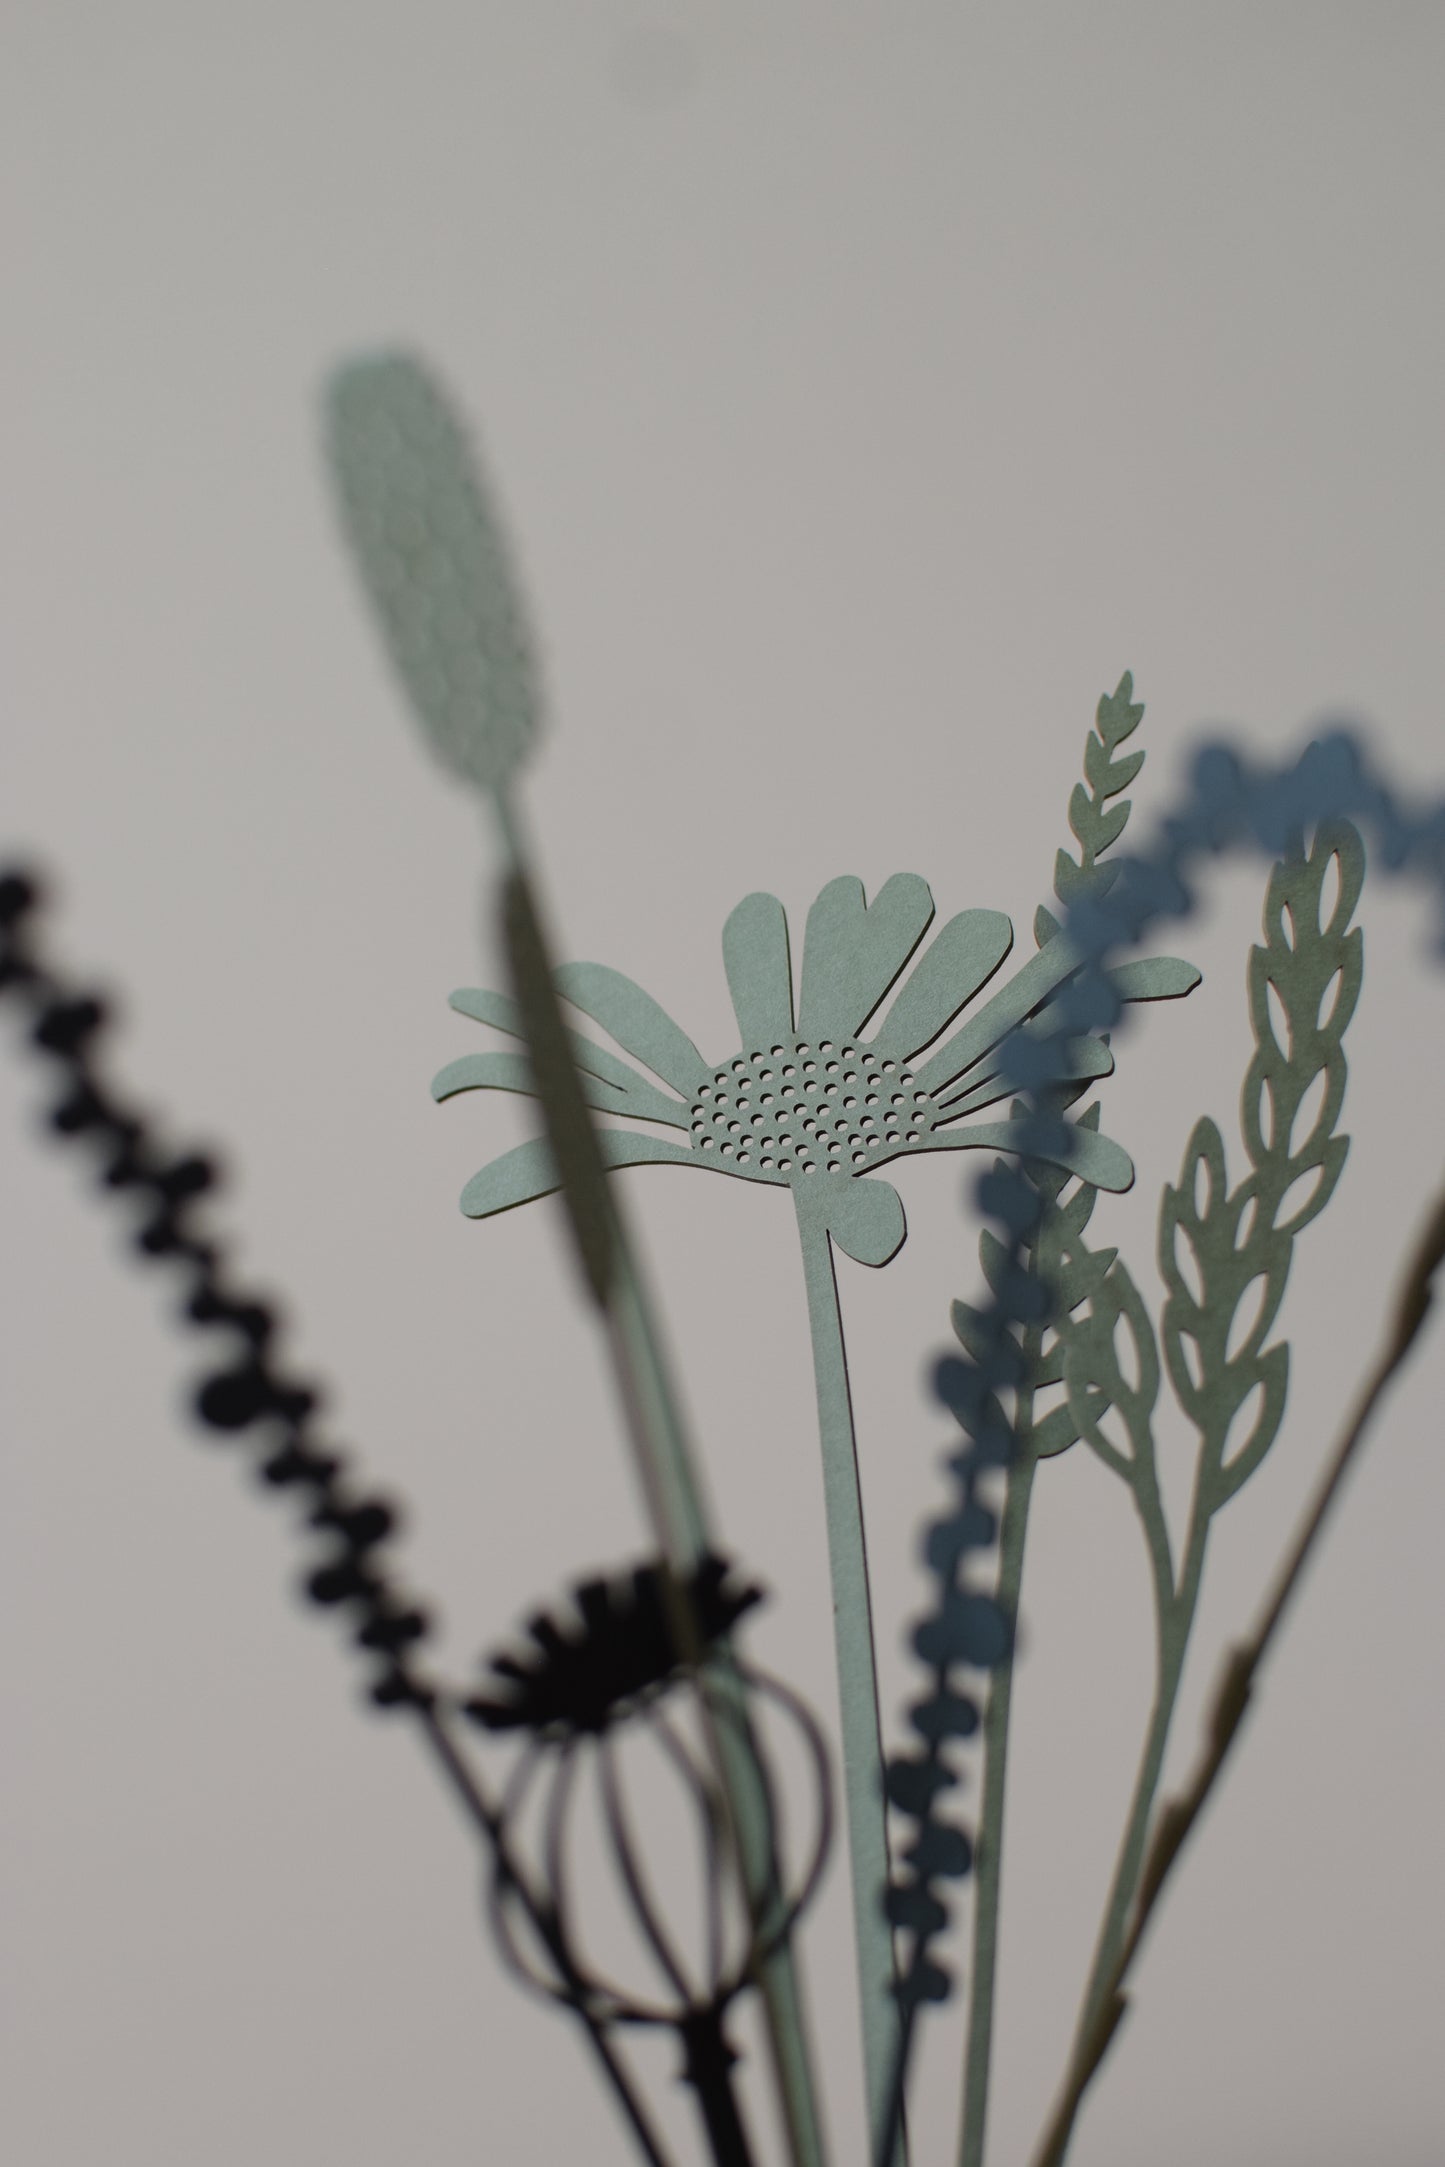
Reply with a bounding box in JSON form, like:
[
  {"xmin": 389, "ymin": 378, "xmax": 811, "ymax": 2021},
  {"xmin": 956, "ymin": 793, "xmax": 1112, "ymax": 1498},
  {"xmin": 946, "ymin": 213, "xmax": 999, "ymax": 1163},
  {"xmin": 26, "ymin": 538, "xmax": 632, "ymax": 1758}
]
[{"xmin": 690, "ymin": 1040, "xmax": 934, "ymax": 1180}]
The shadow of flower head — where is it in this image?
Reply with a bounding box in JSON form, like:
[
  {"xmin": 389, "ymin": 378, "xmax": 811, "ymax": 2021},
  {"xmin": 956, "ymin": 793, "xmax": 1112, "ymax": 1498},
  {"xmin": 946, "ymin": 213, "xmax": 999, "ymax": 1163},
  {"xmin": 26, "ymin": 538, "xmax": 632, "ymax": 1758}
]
[
  {"xmin": 465, "ymin": 1554, "xmax": 763, "ymax": 1738},
  {"xmin": 434, "ymin": 873, "xmax": 1197, "ymax": 1266}
]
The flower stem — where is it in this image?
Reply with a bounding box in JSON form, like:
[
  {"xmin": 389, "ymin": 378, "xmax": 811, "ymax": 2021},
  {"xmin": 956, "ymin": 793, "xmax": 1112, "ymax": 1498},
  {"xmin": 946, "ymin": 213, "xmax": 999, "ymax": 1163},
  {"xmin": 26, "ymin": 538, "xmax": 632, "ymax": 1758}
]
[
  {"xmin": 609, "ymin": 1256, "xmax": 828, "ymax": 2167},
  {"xmin": 957, "ymin": 1436, "xmax": 1039, "ymax": 2167},
  {"xmin": 792, "ymin": 1189, "xmax": 907, "ymax": 2167},
  {"xmin": 680, "ymin": 2009, "xmax": 761, "ymax": 2167},
  {"xmin": 1070, "ymin": 1511, "xmax": 1207, "ymax": 2064},
  {"xmin": 1031, "ymin": 1180, "xmax": 1445, "ymax": 2167},
  {"xmin": 415, "ymin": 1703, "xmax": 677, "ymax": 2167},
  {"xmin": 493, "ymin": 791, "xmax": 830, "ymax": 2167}
]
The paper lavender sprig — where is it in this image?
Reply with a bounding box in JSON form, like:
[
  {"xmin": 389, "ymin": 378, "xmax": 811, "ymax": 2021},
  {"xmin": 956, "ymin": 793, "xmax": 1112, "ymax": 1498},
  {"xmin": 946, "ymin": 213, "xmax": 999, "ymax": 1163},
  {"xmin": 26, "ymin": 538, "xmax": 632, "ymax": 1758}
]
[{"xmin": 890, "ymin": 736, "xmax": 1445, "ymax": 2167}]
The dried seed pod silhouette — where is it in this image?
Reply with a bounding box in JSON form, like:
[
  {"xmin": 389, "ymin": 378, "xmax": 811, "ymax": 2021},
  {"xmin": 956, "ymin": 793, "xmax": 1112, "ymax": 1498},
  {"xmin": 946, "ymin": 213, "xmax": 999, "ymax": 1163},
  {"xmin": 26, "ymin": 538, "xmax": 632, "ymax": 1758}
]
[
  {"xmin": 435, "ymin": 863, "xmax": 1198, "ymax": 2148},
  {"xmin": 468, "ymin": 1558, "xmax": 830, "ymax": 2167}
]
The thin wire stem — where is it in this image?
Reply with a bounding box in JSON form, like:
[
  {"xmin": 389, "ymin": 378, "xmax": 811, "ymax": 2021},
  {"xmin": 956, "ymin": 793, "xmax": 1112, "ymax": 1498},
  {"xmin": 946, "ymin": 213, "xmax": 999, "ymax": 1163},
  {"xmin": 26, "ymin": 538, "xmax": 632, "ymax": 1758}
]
[
  {"xmin": 412, "ymin": 1702, "xmax": 676, "ymax": 2167},
  {"xmin": 791, "ymin": 1187, "xmax": 907, "ymax": 2167},
  {"xmin": 599, "ymin": 1730, "xmax": 697, "ymax": 2004},
  {"xmin": 0, "ymin": 880, "xmax": 675, "ymax": 2167},
  {"xmin": 1030, "ymin": 1179, "xmax": 1445, "ymax": 2167},
  {"xmin": 649, "ymin": 1702, "xmax": 729, "ymax": 1992}
]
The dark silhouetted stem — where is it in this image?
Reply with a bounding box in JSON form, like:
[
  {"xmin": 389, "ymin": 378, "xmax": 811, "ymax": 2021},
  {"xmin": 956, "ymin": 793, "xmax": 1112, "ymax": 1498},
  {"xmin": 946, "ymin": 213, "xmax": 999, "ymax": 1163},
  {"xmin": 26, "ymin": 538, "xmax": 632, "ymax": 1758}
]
[
  {"xmin": 415, "ymin": 1703, "xmax": 675, "ymax": 2167},
  {"xmin": 680, "ymin": 2010, "xmax": 759, "ymax": 2167}
]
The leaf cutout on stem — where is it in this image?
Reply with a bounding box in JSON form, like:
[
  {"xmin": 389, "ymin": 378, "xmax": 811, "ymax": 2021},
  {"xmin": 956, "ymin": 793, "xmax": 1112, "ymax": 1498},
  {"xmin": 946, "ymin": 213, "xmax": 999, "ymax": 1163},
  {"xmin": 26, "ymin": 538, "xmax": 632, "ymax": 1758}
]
[
  {"xmin": 1064, "ymin": 1260, "xmax": 1162, "ymax": 1490},
  {"xmin": 1058, "ymin": 822, "xmax": 1367, "ymax": 2105}
]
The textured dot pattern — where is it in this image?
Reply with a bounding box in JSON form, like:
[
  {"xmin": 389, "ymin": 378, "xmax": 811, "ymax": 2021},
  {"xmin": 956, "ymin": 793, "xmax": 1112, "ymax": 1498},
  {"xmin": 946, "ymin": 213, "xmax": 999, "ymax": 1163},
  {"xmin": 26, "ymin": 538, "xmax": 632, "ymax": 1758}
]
[
  {"xmin": 690, "ymin": 1040, "xmax": 933, "ymax": 1180},
  {"xmin": 327, "ymin": 354, "xmax": 540, "ymax": 794}
]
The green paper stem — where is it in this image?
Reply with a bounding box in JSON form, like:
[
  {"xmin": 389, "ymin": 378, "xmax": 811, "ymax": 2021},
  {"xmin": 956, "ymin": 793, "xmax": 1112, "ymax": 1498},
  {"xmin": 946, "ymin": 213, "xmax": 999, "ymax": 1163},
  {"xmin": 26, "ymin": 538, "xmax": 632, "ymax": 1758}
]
[
  {"xmin": 957, "ymin": 1439, "xmax": 1038, "ymax": 2167},
  {"xmin": 1070, "ymin": 1486, "xmax": 1206, "ymax": 2058},
  {"xmin": 955, "ymin": 1132, "xmax": 1114, "ymax": 2167},
  {"xmin": 954, "ymin": 677, "xmax": 1161, "ymax": 2167},
  {"xmin": 792, "ymin": 1183, "xmax": 906, "ymax": 2167},
  {"xmin": 1049, "ymin": 826, "xmax": 1365, "ymax": 2162},
  {"xmin": 608, "ymin": 1247, "xmax": 825, "ymax": 2167}
]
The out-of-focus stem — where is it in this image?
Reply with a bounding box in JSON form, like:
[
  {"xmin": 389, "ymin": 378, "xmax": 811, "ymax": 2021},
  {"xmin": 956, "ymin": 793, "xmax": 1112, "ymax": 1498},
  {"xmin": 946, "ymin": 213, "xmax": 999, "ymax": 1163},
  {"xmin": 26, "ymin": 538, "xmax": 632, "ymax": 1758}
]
[{"xmin": 489, "ymin": 788, "xmax": 830, "ymax": 2167}]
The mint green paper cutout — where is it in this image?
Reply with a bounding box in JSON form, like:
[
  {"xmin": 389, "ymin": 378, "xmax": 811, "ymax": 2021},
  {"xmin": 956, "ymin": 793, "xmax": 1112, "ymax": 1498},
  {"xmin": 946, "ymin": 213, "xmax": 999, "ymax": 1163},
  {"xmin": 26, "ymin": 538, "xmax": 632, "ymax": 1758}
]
[
  {"xmin": 459, "ymin": 1128, "xmax": 701, "ymax": 1219},
  {"xmin": 326, "ymin": 354, "xmax": 539, "ymax": 797},
  {"xmin": 1058, "ymin": 819, "xmax": 1364, "ymax": 2086},
  {"xmin": 936, "ymin": 1026, "xmax": 1115, "ymax": 1118},
  {"xmin": 956, "ymin": 672, "xmax": 1183, "ymax": 2167},
  {"xmin": 724, "ymin": 891, "xmax": 797, "ymax": 1047},
  {"xmin": 438, "ymin": 854, "xmax": 1198, "ymax": 2164},
  {"xmin": 908, "ymin": 928, "xmax": 1198, "ymax": 1101},
  {"xmin": 927, "ymin": 1116, "xmax": 1132, "ymax": 1192},
  {"xmin": 1106, "ymin": 956, "xmax": 1203, "ymax": 1003},
  {"xmin": 1042, "ymin": 671, "xmax": 1149, "ymax": 926},
  {"xmin": 318, "ymin": 354, "xmax": 1199, "ymax": 2167},
  {"xmin": 790, "ymin": 1168, "xmax": 901, "ymax": 2157},
  {"xmin": 910, "ymin": 940, "xmax": 1081, "ymax": 1096},
  {"xmin": 554, "ymin": 962, "xmax": 712, "ymax": 1098},
  {"xmin": 873, "ymin": 908, "xmax": 1014, "ymax": 1062},
  {"xmin": 815, "ymin": 1170, "xmax": 907, "ymax": 1268},
  {"xmin": 328, "ymin": 351, "xmax": 830, "ymax": 2166},
  {"xmin": 447, "ymin": 987, "xmax": 673, "ymax": 1097},
  {"xmin": 434, "ymin": 1051, "xmax": 691, "ymax": 1131},
  {"xmin": 440, "ymin": 877, "xmax": 1195, "ymax": 1220},
  {"xmin": 797, "ymin": 872, "xmax": 935, "ymax": 1041}
]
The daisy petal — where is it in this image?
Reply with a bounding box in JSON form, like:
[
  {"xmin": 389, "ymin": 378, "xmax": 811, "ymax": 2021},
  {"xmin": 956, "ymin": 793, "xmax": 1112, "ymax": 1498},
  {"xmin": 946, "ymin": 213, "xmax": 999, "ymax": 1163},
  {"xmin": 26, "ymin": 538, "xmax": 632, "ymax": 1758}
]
[
  {"xmin": 723, "ymin": 892, "xmax": 796, "ymax": 1049},
  {"xmin": 434, "ymin": 1051, "xmax": 617, "ymax": 1106},
  {"xmin": 552, "ymin": 964, "xmax": 711, "ymax": 1097},
  {"xmin": 814, "ymin": 1174, "xmax": 907, "ymax": 1267},
  {"xmin": 459, "ymin": 1130, "xmax": 700, "ymax": 1218},
  {"xmin": 431, "ymin": 1052, "xmax": 689, "ymax": 1129},
  {"xmin": 1109, "ymin": 957, "xmax": 1202, "ymax": 1001},
  {"xmin": 449, "ymin": 987, "xmax": 659, "ymax": 1094},
  {"xmin": 925, "ymin": 1116, "xmax": 1135, "ymax": 1193},
  {"xmin": 871, "ymin": 909, "xmax": 1013, "ymax": 1061},
  {"xmin": 934, "ymin": 1033, "xmax": 1115, "ymax": 1121},
  {"xmin": 798, "ymin": 873, "xmax": 934, "ymax": 1042},
  {"xmin": 910, "ymin": 938, "xmax": 1081, "ymax": 1095}
]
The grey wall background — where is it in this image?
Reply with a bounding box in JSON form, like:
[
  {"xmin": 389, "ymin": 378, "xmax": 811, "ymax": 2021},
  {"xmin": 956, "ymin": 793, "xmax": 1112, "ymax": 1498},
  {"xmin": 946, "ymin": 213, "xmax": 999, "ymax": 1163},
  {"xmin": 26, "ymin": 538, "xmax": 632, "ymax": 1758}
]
[{"xmin": 3, "ymin": 7, "xmax": 1443, "ymax": 2165}]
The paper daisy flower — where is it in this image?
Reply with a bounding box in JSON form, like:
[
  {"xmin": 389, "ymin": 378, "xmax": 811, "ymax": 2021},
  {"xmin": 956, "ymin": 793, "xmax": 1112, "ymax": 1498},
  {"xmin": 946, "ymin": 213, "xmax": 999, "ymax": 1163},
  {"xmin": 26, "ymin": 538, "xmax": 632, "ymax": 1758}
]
[
  {"xmin": 434, "ymin": 867, "xmax": 1196, "ymax": 2146},
  {"xmin": 433, "ymin": 871, "xmax": 1196, "ymax": 1263}
]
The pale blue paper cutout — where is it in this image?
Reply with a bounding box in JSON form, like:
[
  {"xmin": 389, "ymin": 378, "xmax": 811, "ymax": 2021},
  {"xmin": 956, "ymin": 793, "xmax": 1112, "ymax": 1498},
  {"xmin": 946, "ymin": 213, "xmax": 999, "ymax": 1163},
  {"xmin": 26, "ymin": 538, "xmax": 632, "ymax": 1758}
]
[
  {"xmin": 435, "ymin": 871, "xmax": 1198, "ymax": 2153},
  {"xmin": 436, "ymin": 878, "xmax": 1199, "ymax": 1258},
  {"xmin": 889, "ymin": 729, "xmax": 1445, "ymax": 2158},
  {"xmin": 327, "ymin": 353, "xmax": 541, "ymax": 797}
]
